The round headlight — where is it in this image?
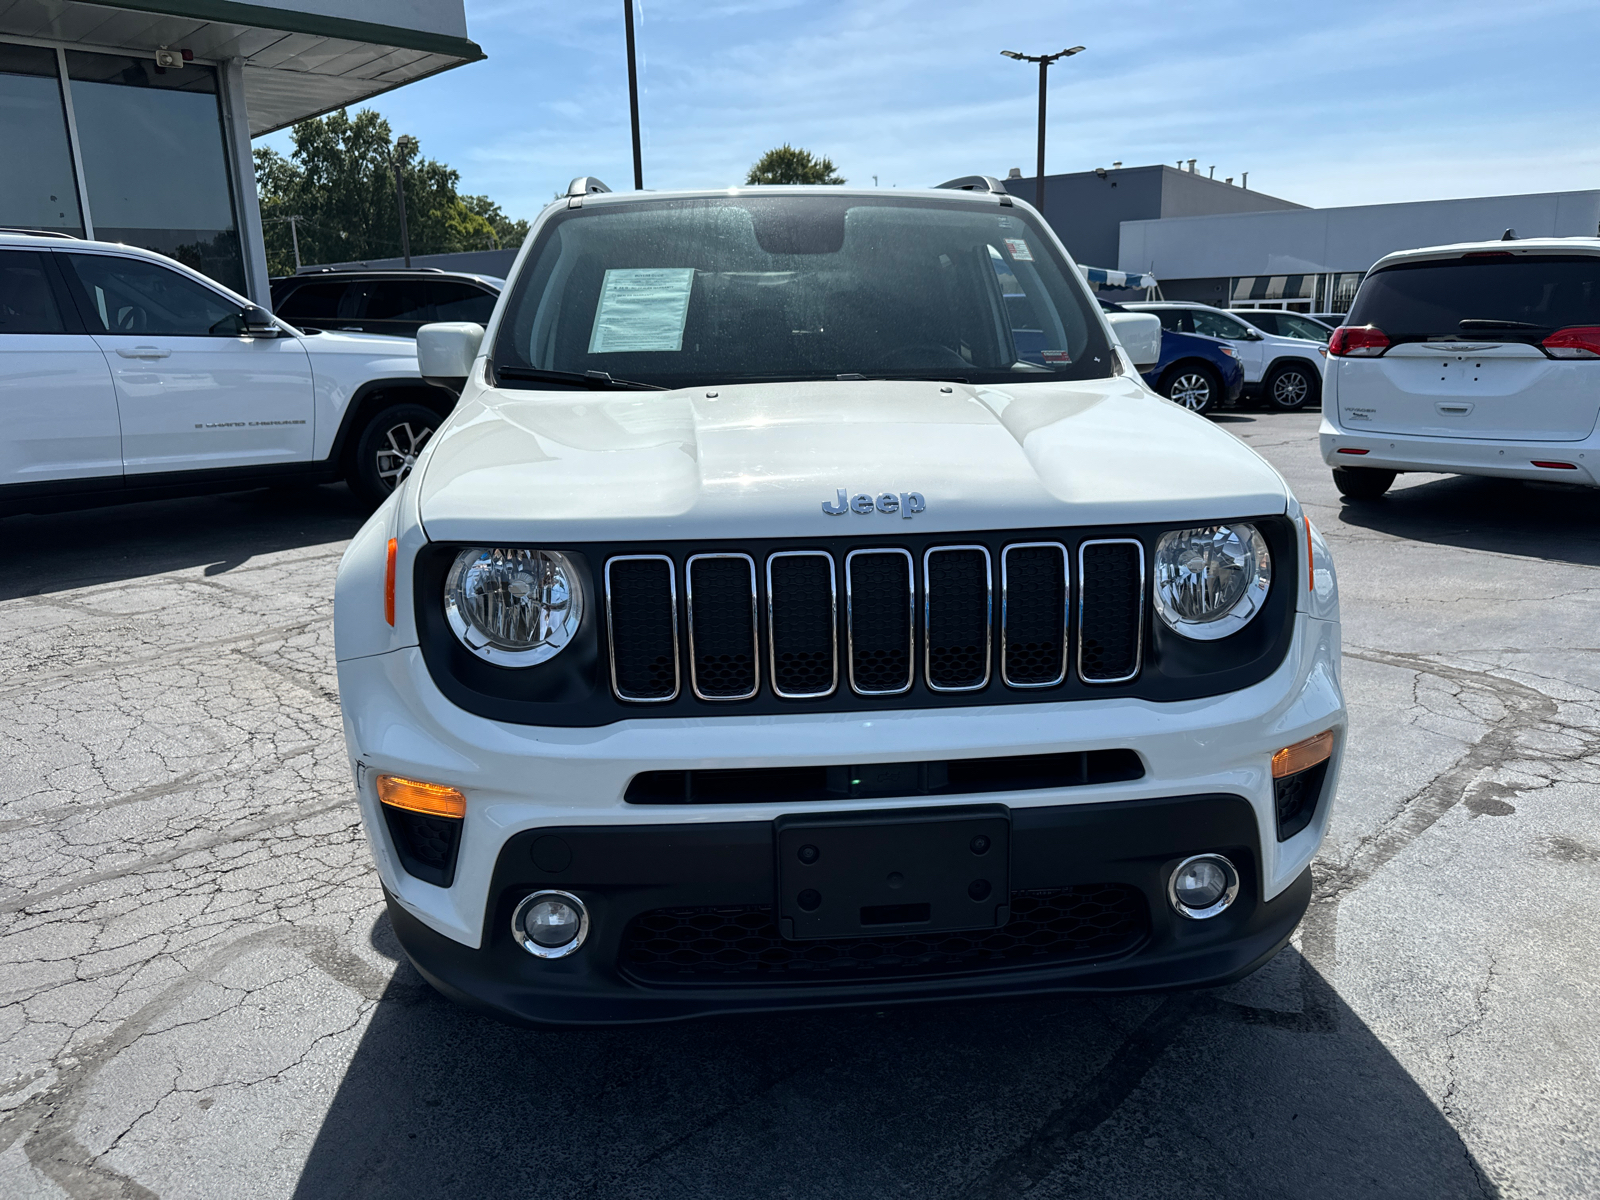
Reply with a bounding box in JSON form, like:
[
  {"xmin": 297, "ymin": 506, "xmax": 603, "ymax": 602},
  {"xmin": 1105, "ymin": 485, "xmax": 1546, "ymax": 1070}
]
[
  {"xmin": 444, "ymin": 548, "xmax": 584, "ymax": 666},
  {"xmin": 1153, "ymin": 523, "xmax": 1271, "ymax": 640}
]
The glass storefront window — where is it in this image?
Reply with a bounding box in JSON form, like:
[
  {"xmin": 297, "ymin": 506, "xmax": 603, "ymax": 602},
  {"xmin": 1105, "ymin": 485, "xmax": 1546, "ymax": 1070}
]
[
  {"xmin": 65, "ymin": 50, "xmax": 244, "ymax": 293},
  {"xmin": 0, "ymin": 42, "xmax": 84, "ymax": 236}
]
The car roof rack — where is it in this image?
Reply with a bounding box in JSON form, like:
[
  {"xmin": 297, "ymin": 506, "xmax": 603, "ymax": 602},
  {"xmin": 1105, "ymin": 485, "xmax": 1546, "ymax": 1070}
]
[
  {"xmin": 292, "ymin": 266, "xmax": 449, "ymax": 276},
  {"xmin": 567, "ymin": 177, "xmax": 613, "ymax": 197},
  {"xmin": 0, "ymin": 227, "xmax": 81, "ymax": 239},
  {"xmin": 933, "ymin": 176, "xmax": 1013, "ymax": 205}
]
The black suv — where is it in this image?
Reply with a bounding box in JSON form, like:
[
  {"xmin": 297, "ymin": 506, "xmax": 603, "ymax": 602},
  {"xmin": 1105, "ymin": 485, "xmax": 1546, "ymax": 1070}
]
[{"xmin": 270, "ymin": 269, "xmax": 501, "ymax": 338}]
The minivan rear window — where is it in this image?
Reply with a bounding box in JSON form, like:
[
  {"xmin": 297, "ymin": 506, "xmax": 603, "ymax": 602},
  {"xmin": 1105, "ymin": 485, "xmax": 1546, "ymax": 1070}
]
[{"xmin": 1347, "ymin": 254, "xmax": 1600, "ymax": 344}]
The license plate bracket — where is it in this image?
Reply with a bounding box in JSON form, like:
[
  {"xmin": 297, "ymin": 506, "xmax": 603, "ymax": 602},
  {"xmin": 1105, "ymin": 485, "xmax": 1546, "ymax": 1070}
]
[{"xmin": 775, "ymin": 806, "xmax": 1010, "ymax": 940}]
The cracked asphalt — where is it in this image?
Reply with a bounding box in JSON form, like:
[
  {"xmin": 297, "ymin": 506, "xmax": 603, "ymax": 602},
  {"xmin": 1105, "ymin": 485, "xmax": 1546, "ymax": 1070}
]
[{"xmin": 2, "ymin": 412, "xmax": 1598, "ymax": 1199}]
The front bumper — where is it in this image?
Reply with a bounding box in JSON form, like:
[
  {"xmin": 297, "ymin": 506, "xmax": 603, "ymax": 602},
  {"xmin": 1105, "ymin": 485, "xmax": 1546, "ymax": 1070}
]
[
  {"xmin": 1320, "ymin": 420, "xmax": 1600, "ymax": 485},
  {"xmin": 385, "ymin": 797, "xmax": 1315, "ymax": 1027}
]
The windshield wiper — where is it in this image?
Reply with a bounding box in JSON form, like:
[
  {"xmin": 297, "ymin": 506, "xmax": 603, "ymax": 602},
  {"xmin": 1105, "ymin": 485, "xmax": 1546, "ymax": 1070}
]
[
  {"xmin": 1457, "ymin": 318, "xmax": 1549, "ymax": 331},
  {"xmin": 495, "ymin": 365, "xmax": 666, "ymax": 390},
  {"xmin": 836, "ymin": 372, "xmax": 972, "ymax": 384}
]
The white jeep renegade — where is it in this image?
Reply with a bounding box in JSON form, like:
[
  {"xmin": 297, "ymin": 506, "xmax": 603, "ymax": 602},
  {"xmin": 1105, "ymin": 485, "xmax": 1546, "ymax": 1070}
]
[{"xmin": 333, "ymin": 177, "xmax": 1345, "ymax": 1026}]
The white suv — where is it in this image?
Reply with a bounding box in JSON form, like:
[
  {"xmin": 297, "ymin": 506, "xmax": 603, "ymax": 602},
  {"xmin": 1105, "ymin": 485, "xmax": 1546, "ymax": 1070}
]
[
  {"xmin": 0, "ymin": 233, "xmax": 451, "ymax": 514},
  {"xmin": 1322, "ymin": 237, "xmax": 1600, "ymax": 498},
  {"xmin": 334, "ymin": 177, "xmax": 1345, "ymax": 1026},
  {"xmin": 1125, "ymin": 301, "xmax": 1328, "ymax": 411}
]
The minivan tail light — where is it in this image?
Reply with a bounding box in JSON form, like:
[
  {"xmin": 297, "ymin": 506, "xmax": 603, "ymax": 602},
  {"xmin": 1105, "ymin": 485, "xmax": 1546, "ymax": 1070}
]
[
  {"xmin": 1328, "ymin": 325, "xmax": 1390, "ymax": 357},
  {"xmin": 1542, "ymin": 326, "xmax": 1600, "ymax": 359}
]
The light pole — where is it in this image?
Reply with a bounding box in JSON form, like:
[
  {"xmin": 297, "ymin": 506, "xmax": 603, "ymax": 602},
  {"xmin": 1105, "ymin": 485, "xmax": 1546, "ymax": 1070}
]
[
  {"xmin": 623, "ymin": 0, "xmax": 643, "ymax": 189},
  {"xmin": 1000, "ymin": 45, "xmax": 1085, "ymax": 217},
  {"xmin": 390, "ymin": 134, "xmax": 417, "ymax": 267}
]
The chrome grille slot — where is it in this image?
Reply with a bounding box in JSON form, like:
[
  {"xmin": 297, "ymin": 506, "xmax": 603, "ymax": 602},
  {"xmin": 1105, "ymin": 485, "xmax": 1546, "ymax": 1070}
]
[
  {"xmin": 1001, "ymin": 542, "xmax": 1068, "ymax": 688},
  {"xmin": 605, "ymin": 556, "xmax": 680, "ymax": 702},
  {"xmin": 687, "ymin": 553, "xmax": 759, "ymax": 700},
  {"xmin": 924, "ymin": 546, "xmax": 991, "ymax": 692},
  {"xmin": 767, "ymin": 551, "xmax": 837, "ymax": 698},
  {"xmin": 1077, "ymin": 539, "xmax": 1144, "ymax": 684},
  {"xmin": 845, "ymin": 548, "xmax": 914, "ymax": 695}
]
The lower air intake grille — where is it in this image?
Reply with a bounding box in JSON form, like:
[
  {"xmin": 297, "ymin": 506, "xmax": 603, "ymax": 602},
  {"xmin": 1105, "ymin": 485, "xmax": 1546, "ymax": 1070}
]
[
  {"xmin": 1002, "ymin": 543, "xmax": 1067, "ymax": 686},
  {"xmin": 687, "ymin": 554, "xmax": 758, "ymax": 699},
  {"xmin": 768, "ymin": 552, "xmax": 836, "ymax": 697},
  {"xmin": 606, "ymin": 556, "xmax": 679, "ymax": 701},
  {"xmin": 621, "ymin": 885, "xmax": 1149, "ymax": 983},
  {"xmin": 1078, "ymin": 540, "xmax": 1144, "ymax": 683},
  {"xmin": 846, "ymin": 550, "xmax": 913, "ymax": 694},
  {"xmin": 924, "ymin": 547, "xmax": 991, "ymax": 691}
]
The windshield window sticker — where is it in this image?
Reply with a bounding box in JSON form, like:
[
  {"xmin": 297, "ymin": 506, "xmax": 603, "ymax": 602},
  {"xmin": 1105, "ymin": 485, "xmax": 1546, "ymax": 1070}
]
[
  {"xmin": 587, "ymin": 267, "xmax": 696, "ymax": 354},
  {"xmin": 1041, "ymin": 350, "xmax": 1071, "ymax": 363},
  {"xmin": 1003, "ymin": 237, "xmax": 1034, "ymax": 262}
]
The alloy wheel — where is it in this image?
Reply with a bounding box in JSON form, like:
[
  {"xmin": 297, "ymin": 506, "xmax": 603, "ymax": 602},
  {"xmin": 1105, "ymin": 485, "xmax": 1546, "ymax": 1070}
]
[
  {"xmin": 374, "ymin": 420, "xmax": 436, "ymax": 490},
  {"xmin": 1272, "ymin": 371, "xmax": 1310, "ymax": 408},
  {"xmin": 1169, "ymin": 373, "xmax": 1213, "ymax": 412}
]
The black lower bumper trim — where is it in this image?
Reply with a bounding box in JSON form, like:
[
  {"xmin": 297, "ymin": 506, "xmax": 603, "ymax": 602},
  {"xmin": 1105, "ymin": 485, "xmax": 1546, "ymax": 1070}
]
[{"xmin": 384, "ymin": 793, "xmax": 1311, "ymax": 1027}]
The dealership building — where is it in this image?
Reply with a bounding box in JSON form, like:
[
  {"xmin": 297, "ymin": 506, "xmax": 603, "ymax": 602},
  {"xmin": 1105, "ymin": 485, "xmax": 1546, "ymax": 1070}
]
[
  {"xmin": 0, "ymin": 1, "xmax": 482, "ymax": 304},
  {"xmin": 1007, "ymin": 165, "xmax": 1600, "ymax": 313}
]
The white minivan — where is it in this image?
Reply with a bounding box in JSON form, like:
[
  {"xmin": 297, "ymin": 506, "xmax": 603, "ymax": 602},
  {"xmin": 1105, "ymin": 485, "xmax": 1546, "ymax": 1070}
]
[{"xmin": 1322, "ymin": 238, "xmax": 1600, "ymax": 498}]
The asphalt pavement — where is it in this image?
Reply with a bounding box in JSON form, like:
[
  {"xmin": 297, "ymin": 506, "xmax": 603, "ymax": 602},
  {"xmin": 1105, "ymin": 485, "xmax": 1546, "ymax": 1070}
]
[{"xmin": 1, "ymin": 411, "xmax": 1597, "ymax": 1199}]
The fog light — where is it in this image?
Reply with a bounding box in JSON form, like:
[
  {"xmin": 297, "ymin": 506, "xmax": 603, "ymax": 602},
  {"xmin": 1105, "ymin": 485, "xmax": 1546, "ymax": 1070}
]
[
  {"xmin": 1168, "ymin": 854, "xmax": 1240, "ymax": 920},
  {"xmin": 511, "ymin": 890, "xmax": 589, "ymax": 959}
]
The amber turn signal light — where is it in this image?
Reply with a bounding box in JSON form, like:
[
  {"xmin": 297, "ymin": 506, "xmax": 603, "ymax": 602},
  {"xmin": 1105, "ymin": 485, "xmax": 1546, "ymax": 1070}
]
[
  {"xmin": 376, "ymin": 774, "xmax": 466, "ymax": 819},
  {"xmin": 1271, "ymin": 730, "xmax": 1335, "ymax": 779}
]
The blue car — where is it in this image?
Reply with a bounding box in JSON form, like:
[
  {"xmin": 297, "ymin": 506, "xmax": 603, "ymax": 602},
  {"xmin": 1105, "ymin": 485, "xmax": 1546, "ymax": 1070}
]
[{"xmin": 1099, "ymin": 299, "xmax": 1245, "ymax": 414}]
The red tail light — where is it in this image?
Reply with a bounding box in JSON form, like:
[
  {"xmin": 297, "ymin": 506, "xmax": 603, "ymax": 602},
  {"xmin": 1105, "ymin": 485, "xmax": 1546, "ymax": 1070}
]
[
  {"xmin": 1542, "ymin": 326, "xmax": 1600, "ymax": 359},
  {"xmin": 1328, "ymin": 325, "xmax": 1390, "ymax": 357}
]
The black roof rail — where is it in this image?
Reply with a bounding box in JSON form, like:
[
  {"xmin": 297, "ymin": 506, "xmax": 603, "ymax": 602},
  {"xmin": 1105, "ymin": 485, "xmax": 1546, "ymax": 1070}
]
[
  {"xmin": 0, "ymin": 227, "xmax": 81, "ymax": 239},
  {"xmin": 934, "ymin": 176, "xmax": 1013, "ymax": 205},
  {"xmin": 567, "ymin": 177, "xmax": 613, "ymax": 197}
]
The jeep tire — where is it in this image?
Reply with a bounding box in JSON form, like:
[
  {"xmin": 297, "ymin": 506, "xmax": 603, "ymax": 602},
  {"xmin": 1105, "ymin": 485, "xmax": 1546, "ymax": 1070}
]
[{"xmin": 349, "ymin": 402, "xmax": 441, "ymax": 506}]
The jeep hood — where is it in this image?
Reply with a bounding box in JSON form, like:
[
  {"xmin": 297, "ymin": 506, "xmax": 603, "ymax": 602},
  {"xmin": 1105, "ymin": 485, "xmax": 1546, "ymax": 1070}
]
[{"xmin": 415, "ymin": 377, "xmax": 1287, "ymax": 542}]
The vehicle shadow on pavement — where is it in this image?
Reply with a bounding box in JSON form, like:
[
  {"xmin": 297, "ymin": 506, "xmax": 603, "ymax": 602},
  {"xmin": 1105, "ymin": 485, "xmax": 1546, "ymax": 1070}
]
[
  {"xmin": 0, "ymin": 487, "xmax": 370, "ymax": 599},
  {"xmin": 1337, "ymin": 475, "xmax": 1600, "ymax": 567},
  {"xmin": 289, "ymin": 915, "xmax": 1497, "ymax": 1200}
]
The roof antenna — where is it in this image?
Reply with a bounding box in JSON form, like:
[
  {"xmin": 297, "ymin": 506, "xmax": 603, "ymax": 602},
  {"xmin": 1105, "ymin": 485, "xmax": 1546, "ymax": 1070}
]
[{"xmin": 1501, "ymin": 228, "xmax": 1518, "ymax": 240}]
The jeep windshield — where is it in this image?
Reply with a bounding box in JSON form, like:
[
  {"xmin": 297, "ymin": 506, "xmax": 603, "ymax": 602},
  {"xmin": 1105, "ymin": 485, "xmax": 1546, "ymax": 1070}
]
[{"xmin": 490, "ymin": 194, "xmax": 1115, "ymax": 389}]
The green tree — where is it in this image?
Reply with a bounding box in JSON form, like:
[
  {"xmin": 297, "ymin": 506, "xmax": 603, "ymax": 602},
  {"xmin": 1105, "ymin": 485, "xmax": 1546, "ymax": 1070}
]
[
  {"xmin": 745, "ymin": 144, "xmax": 845, "ymax": 186},
  {"xmin": 253, "ymin": 108, "xmax": 530, "ymax": 276}
]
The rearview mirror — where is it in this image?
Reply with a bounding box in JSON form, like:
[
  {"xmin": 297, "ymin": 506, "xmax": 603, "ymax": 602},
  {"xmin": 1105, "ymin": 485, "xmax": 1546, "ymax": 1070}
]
[
  {"xmin": 1104, "ymin": 311, "xmax": 1162, "ymax": 369},
  {"xmin": 417, "ymin": 322, "xmax": 486, "ymax": 396},
  {"xmin": 240, "ymin": 304, "xmax": 280, "ymax": 336}
]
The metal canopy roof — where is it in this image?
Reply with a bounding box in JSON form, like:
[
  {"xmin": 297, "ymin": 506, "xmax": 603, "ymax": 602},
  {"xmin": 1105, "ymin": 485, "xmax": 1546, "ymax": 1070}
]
[{"xmin": 0, "ymin": 0, "xmax": 483, "ymax": 134}]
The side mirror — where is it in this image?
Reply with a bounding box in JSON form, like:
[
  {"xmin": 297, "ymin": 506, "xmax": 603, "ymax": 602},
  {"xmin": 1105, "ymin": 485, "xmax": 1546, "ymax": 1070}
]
[
  {"xmin": 240, "ymin": 304, "xmax": 280, "ymax": 336},
  {"xmin": 1104, "ymin": 311, "xmax": 1162, "ymax": 369},
  {"xmin": 1245, "ymin": 328, "xmax": 1265, "ymax": 341},
  {"xmin": 417, "ymin": 322, "xmax": 485, "ymax": 396}
]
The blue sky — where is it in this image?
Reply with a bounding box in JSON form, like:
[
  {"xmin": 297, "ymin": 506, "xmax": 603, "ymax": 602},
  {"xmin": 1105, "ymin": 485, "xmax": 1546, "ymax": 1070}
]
[{"xmin": 258, "ymin": 0, "xmax": 1600, "ymax": 223}]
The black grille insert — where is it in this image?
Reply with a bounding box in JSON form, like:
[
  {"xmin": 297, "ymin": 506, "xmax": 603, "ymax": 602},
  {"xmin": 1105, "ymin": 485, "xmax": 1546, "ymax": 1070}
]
[
  {"xmin": 380, "ymin": 806, "xmax": 461, "ymax": 888},
  {"xmin": 1002, "ymin": 543, "xmax": 1068, "ymax": 687},
  {"xmin": 924, "ymin": 547, "xmax": 991, "ymax": 691},
  {"xmin": 1274, "ymin": 758, "xmax": 1329, "ymax": 841},
  {"xmin": 846, "ymin": 549, "xmax": 913, "ymax": 694},
  {"xmin": 606, "ymin": 556, "xmax": 679, "ymax": 701},
  {"xmin": 687, "ymin": 554, "xmax": 758, "ymax": 700},
  {"xmin": 1078, "ymin": 540, "xmax": 1144, "ymax": 683},
  {"xmin": 767, "ymin": 551, "xmax": 837, "ymax": 698},
  {"xmin": 624, "ymin": 748, "xmax": 1144, "ymax": 804},
  {"xmin": 620, "ymin": 885, "xmax": 1149, "ymax": 983}
]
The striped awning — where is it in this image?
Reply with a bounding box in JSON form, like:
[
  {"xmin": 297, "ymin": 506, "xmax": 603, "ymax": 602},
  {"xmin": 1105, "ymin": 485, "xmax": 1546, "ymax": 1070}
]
[{"xmin": 1079, "ymin": 265, "xmax": 1156, "ymax": 289}]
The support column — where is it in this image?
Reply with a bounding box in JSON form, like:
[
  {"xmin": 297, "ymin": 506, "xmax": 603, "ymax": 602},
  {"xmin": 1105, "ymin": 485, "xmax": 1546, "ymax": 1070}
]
[{"xmin": 218, "ymin": 57, "xmax": 271, "ymax": 306}]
